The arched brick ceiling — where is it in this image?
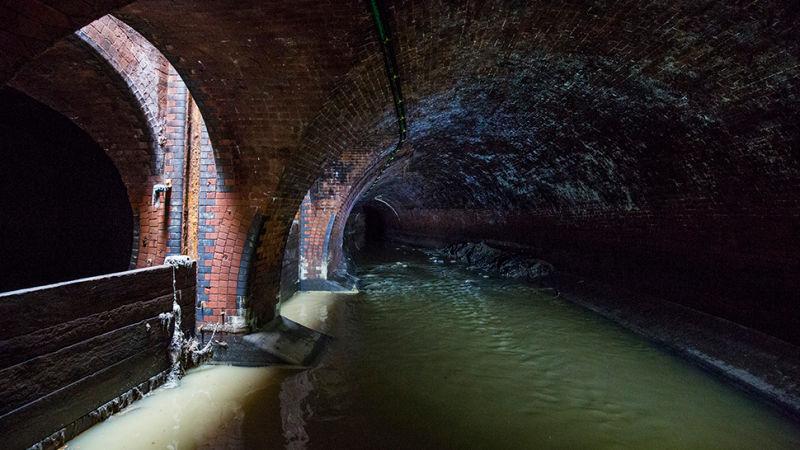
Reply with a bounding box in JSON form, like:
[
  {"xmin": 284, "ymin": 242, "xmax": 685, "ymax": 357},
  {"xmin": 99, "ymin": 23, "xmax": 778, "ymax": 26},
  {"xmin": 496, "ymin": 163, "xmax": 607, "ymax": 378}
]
[
  {"xmin": 347, "ymin": 0, "xmax": 800, "ymax": 245},
  {"xmin": 2, "ymin": 1, "xmax": 798, "ymax": 329},
  {"xmin": 105, "ymin": 0, "xmax": 396, "ymax": 317},
  {"xmin": 113, "ymin": 0, "xmax": 389, "ymax": 204},
  {"xmin": 307, "ymin": 1, "xmax": 799, "ymax": 342},
  {"xmin": 365, "ymin": 0, "xmax": 800, "ymax": 213},
  {"xmin": 78, "ymin": 15, "xmax": 170, "ymax": 149},
  {"xmin": 0, "ymin": 0, "xmax": 133, "ymax": 83},
  {"xmin": 300, "ymin": 1, "xmax": 800, "ymax": 262},
  {"xmin": 8, "ymin": 33, "xmax": 156, "ymax": 204}
]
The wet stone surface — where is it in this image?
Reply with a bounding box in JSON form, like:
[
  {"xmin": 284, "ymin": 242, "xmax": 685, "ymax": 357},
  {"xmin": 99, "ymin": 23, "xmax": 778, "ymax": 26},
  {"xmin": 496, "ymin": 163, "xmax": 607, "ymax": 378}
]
[{"xmin": 436, "ymin": 241, "xmax": 554, "ymax": 281}]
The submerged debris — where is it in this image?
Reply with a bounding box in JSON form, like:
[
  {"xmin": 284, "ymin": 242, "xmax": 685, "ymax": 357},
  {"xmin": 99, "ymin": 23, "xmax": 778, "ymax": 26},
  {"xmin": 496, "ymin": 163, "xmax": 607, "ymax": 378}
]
[{"xmin": 437, "ymin": 242, "xmax": 554, "ymax": 281}]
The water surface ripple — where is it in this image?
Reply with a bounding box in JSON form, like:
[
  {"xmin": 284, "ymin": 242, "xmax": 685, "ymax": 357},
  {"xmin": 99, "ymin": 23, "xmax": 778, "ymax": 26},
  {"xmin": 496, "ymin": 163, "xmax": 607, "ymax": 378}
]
[
  {"xmin": 295, "ymin": 246, "xmax": 800, "ymax": 449},
  {"xmin": 67, "ymin": 246, "xmax": 800, "ymax": 450}
]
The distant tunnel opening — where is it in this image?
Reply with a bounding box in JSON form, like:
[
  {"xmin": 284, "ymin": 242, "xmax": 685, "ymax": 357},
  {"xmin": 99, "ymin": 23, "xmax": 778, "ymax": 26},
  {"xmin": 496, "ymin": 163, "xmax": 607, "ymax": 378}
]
[
  {"xmin": 343, "ymin": 201, "xmax": 394, "ymax": 259},
  {"xmin": 362, "ymin": 202, "xmax": 391, "ymax": 244},
  {"xmin": 0, "ymin": 87, "xmax": 133, "ymax": 292}
]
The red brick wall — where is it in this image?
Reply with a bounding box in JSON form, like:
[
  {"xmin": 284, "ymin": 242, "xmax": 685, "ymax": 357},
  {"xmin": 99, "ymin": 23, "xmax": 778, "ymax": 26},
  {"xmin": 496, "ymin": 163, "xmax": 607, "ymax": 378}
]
[
  {"xmin": 6, "ymin": 12, "xmax": 251, "ymax": 324},
  {"xmin": 3, "ymin": 1, "xmax": 799, "ymax": 336},
  {"xmin": 9, "ymin": 16, "xmax": 181, "ymax": 269},
  {"xmin": 78, "ymin": 16, "xmax": 247, "ymax": 323},
  {"xmin": 298, "ymin": 130, "xmax": 397, "ymax": 282},
  {"xmin": 111, "ymin": 0, "xmax": 388, "ymax": 324}
]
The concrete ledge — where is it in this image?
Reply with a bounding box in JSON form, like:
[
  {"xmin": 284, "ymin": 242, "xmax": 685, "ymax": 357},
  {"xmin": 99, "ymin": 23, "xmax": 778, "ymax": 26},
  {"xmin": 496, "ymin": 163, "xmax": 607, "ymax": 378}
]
[
  {"xmin": 386, "ymin": 235, "xmax": 800, "ymax": 421},
  {"xmin": 299, "ymin": 278, "xmax": 356, "ymax": 292},
  {"xmin": 555, "ymin": 273, "xmax": 800, "ymax": 422},
  {"xmin": 206, "ymin": 317, "xmax": 330, "ymax": 367},
  {"xmin": 242, "ymin": 317, "xmax": 332, "ymax": 366},
  {"xmin": 207, "ymin": 291, "xmax": 357, "ymax": 367},
  {"xmin": 279, "ymin": 290, "xmax": 359, "ymax": 337}
]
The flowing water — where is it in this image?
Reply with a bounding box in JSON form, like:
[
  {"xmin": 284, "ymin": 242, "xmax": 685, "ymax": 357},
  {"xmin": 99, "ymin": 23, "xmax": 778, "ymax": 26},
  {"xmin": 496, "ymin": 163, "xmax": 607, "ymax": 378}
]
[{"xmin": 69, "ymin": 246, "xmax": 800, "ymax": 449}]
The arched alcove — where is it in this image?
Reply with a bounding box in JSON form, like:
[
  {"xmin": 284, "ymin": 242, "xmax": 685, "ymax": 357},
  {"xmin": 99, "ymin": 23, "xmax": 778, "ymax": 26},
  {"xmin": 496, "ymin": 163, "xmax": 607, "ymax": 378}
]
[{"xmin": 0, "ymin": 88, "xmax": 133, "ymax": 291}]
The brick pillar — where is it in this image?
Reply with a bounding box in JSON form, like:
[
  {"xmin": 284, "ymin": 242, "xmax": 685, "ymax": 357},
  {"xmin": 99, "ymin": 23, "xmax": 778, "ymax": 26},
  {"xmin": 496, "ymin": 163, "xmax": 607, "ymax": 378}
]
[
  {"xmin": 163, "ymin": 66, "xmax": 187, "ymax": 256},
  {"xmin": 298, "ymin": 192, "xmax": 336, "ymax": 281},
  {"xmin": 194, "ymin": 108, "xmax": 250, "ymax": 326}
]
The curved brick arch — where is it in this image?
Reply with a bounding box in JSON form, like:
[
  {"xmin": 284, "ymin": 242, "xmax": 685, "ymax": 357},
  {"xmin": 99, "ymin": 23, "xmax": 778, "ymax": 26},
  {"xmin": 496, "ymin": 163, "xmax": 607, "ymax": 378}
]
[
  {"xmin": 81, "ymin": 17, "xmax": 195, "ymax": 271},
  {"xmin": 8, "ymin": 20, "xmax": 180, "ymax": 270},
  {"xmin": 286, "ymin": 0, "xmax": 800, "ymax": 347},
  {"xmin": 3, "ymin": 0, "xmax": 799, "ymax": 334},
  {"xmin": 9, "ymin": 35, "xmax": 155, "ymax": 206},
  {"xmin": 74, "ymin": 17, "xmax": 236, "ymax": 324},
  {"xmin": 7, "ymin": 14, "xmax": 219, "ymax": 274},
  {"xmin": 0, "ymin": 1, "xmax": 133, "ymax": 83},
  {"xmin": 296, "ymin": 112, "xmax": 400, "ymax": 285},
  {"xmin": 77, "ymin": 15, "xmax": 168, "ymax": 152},
  {"xmin": 4, "ymin": 0, "xmax": 385, "ymax": 324},
  {"xmin": 108, "ymin": 0, "xmax": 395, "ymax": 324},
  {"xmin": 1, "ymin": 3, "xmax": 244, "ymax": 323}
]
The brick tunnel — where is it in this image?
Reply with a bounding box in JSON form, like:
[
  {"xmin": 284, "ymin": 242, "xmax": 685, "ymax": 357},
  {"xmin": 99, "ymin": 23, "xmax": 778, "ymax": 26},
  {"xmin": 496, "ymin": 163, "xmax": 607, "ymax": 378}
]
[{"xmin": 1, "ymin": 1, "xmax": 799, "ymax": 448}]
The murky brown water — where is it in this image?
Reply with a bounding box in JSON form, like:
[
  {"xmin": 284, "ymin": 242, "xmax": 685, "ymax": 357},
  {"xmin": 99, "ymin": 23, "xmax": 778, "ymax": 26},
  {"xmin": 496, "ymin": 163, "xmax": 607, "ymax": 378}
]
[
  {"xmin": 70, "ymin": 246, "xmax": 800, "ymax": 449},
  {"xmin": 67, "ymin": 365, "xmax": 288, "ymax": 449}
]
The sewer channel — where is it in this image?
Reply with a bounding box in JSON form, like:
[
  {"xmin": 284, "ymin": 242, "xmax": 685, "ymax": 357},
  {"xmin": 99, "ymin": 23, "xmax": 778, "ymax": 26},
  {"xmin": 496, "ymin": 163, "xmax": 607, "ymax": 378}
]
[{"xmin": 68, "ymin": 246, "xmax": 800, "ymax": 449}]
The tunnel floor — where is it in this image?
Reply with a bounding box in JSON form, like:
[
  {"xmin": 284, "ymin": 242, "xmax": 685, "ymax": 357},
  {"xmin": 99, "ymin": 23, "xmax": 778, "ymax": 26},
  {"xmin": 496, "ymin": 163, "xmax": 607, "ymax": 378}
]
[{"xmin": 69, "ymin": 246, "xmax": 800, "ymax": 449}]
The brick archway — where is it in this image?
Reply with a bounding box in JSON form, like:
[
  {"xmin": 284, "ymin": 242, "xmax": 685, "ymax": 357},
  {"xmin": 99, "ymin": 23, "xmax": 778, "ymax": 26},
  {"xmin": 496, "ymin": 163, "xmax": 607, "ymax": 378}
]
[{"xmin": 3, "ymin": 0, "xmax": 799, "ymax": 333}]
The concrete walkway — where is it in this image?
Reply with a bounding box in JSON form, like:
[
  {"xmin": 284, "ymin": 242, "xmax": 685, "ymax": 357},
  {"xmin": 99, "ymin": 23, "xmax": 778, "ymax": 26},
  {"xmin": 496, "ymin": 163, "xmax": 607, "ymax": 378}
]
[
  {"xmin": 278, "ymin": 290, "xmax": 359, "ymax": 337},
  {"xmin": 210, "ymin": 290, "xmax": 358, "ymax": 367},
  {"xmin": 557, "ymin": 274, "xmax": 800, "ymax": 421}
]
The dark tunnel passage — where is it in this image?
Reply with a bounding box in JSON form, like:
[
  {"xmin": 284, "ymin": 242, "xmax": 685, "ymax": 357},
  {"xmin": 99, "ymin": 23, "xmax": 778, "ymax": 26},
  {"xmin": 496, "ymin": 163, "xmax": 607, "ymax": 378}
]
[
  {"xmin": 2, "ymin": 1, "xmax": 800, "ymax": 448},
  {"xmin": 339, "ymin": 71, "xmax": 800, "ymax": 346},
  {"xmin": 341, "ymin": 202, "xmax": 392, "ymax": 270},
  {"xmin": 0, "ymin": 87, "xmax": 133, "ymax": 292},
  {"xmin": 346, "ymin": 202, "xmax": 392, "ymax": 247}
]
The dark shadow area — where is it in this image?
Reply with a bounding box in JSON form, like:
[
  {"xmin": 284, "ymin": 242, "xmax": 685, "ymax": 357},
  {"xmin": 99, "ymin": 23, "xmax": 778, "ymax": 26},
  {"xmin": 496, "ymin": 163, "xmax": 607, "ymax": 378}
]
[
  {"xmin": 279, "ymin": 218, "xmax": 300, "ymax": 301},
  {"xmin": 0, "ymin": 87, "xmax": 132, "ymax": 292},
  {"xmin": 342, "ymin": 202, "xmax": 392, "ymax": 267},
  {"xmin": 362, "ymin": 203, "xmax": 388, "ymax": 244}
]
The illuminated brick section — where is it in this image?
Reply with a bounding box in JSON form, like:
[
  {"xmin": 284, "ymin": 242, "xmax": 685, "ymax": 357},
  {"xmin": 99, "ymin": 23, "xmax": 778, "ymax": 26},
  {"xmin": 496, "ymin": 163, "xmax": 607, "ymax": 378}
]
[
  {"xmin": 297, "ymin": 135, "xmax": 395, "ymax": 283},
  {"xmin": 162, "ymin": 68, "xmax": 187, "ymax": 256},
  {"xmin": 126, "ymin": 65, "xmax": 185, "ymax": 268},
  {"xmin": 2, "ymin": 1, "xmax": 798, "ymax": 337},
  {"xmin": 7, "ymin": 35, "xmax": 158, "ymax": 268},
  {"xmin": 6, "ymin": 13, "xmax": 243, "ymax": 323},
  {"xmin": 298, "ymin": 192, "xmax": 333, "ymax": 281},
  {"xmin": 78, "ymin": 16, "xmax": 167, "ymax": 146},
  {"xmin": 195, "ymin": 101, "xmax": 252, "ymax": 324},
  {"xmin": 8, "ymin": 15, "xmax": 187, "ymax": 269},
  {"xmin": 113, "ymin": 0, "xmax": 387, "ymax": 324},
  {"xmin": 78, "ymin": 16, "xmax": 172, "ymax": 267}
]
